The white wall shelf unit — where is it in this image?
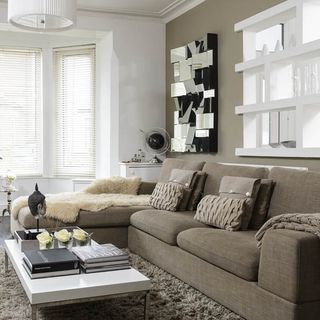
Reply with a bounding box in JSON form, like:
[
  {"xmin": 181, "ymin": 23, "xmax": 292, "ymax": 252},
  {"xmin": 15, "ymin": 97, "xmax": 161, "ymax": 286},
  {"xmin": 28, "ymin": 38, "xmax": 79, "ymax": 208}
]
[{"xmin": 235, "ymin": 0, "xmax": 320, "ymax": 158}]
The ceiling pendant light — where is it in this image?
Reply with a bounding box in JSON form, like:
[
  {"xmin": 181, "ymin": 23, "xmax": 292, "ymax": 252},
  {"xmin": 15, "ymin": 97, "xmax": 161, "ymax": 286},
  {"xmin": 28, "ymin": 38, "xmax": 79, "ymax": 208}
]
[{"xmin": 8, "ymin": 0, "xmax": 77, "ymax": 32}]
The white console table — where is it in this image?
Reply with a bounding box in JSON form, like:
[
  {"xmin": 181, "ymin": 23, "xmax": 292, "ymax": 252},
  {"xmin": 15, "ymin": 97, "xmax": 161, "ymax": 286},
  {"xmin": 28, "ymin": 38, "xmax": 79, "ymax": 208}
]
[{"xmin": 119, "ymin": 162, "xmax": 162, "ymax": 182}]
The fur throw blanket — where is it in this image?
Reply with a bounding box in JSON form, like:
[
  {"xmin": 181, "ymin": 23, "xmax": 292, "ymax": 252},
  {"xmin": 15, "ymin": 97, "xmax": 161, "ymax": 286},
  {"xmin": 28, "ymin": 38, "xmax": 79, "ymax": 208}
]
[
  {"xmin": 256, "ymin": 213, "xmax": 320, "ymax": 248},
  {"xmin": 12, "ymin": 176, "xmax": 150, "ymax": 224}
]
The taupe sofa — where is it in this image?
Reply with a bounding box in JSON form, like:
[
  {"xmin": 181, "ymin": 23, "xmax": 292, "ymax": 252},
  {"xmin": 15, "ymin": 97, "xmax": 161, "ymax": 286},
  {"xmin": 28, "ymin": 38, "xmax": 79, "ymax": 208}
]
[{"xmin": 11, "ymin": 159, "xmax": 320, "ymax": 320}]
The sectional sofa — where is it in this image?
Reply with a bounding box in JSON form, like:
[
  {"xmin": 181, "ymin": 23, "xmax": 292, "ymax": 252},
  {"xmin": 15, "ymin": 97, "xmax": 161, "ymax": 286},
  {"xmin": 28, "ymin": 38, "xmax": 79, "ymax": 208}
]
[{"xmin": 11, "ymin": 159, "xmax": 320, "ymax": 320}]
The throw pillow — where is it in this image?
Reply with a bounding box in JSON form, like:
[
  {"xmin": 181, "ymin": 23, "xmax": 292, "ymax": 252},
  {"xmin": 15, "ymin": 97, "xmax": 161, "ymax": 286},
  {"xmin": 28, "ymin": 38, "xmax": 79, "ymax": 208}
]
[
  {"xmin": 149, "ymin": 182, "xmax": 184, "ymax": 212},
  {"xmin": 194, "ymin": 195, "xmax": 247, "ymax": 231},
  {"xmin": 249, "ymin": 179, "xmax": 275, "ymax": 230},
  {"xmin": 219, "ymin": 176, "xmax": 261, "ymax": 230},
  {"xmin": 84, "ymin": 176, "xmax": 141, "ymax": 195},
  {"xmin": 187, "ymin": 172, "xmax": 208, "ymax": 211},
  {"xmin": 168, "ymin": 169, "xmax": 197, "ymax": 211}
]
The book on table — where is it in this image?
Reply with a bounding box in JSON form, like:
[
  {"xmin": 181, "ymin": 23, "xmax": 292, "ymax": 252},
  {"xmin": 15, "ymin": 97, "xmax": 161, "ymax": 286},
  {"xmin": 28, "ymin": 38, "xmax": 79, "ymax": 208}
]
[
  {"xmin": 23, "ymin": 248, "xmax": 79, "ymax": 274},
  {"xmin": 23, "ymin": 263, "xmax": 80, "ymax": 279},
  {"xmin": 72, "ymin": 243, "xmax": 130, "ymax": 273},
  {"xmin": 71, "ymin": 244, "xmax": 129, "ymax": 263}
]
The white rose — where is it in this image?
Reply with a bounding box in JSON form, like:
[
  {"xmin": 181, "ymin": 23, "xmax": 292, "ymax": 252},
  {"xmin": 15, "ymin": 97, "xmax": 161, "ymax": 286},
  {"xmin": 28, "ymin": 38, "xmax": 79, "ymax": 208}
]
[
  {"xmin": 55, "ymin": 229, "xmax": 71, "ymax": 243},
  {"xmin": 36, "ymin": 231, "xmax": 52, "ymax": 244},
  {"xmin": 73, "ymin": 229, "xmax": 87, "ymax": 242}
]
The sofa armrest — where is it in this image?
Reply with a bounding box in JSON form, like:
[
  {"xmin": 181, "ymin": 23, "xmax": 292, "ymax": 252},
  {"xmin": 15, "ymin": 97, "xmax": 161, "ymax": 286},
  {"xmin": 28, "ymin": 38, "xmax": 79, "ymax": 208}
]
[
  {"xmin": 258, "ymin": 229, "xmax": 320, "ymax": 303},
  {"xmin": 138, "ymin": 181, "xmax": 156, "ymax": 195}
]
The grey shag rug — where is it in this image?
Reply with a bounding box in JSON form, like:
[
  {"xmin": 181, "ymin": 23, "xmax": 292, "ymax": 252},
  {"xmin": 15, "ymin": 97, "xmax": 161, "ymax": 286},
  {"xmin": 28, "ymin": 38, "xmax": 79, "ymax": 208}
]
[{"xmin": 0, "ymin": 249, "xmax": 243, "ymax": 320}]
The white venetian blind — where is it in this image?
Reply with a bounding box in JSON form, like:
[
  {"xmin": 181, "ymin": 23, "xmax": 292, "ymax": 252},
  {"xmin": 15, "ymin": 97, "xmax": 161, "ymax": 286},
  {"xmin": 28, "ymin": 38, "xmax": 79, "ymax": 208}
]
[
  {"xmin": 0, "ymin": 48, "xmax": 42, "ymax": 176},
  {"xmin": 54, "ymin": 45, "xmax": 96, "ymax": 177}
]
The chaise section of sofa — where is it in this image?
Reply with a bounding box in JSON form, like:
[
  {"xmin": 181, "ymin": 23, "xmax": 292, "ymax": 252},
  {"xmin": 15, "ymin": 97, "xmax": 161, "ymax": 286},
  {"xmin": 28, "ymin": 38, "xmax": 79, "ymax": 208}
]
[{"xmin": 11, "ymin": 181, "xmax": 155, "ymax": 248}]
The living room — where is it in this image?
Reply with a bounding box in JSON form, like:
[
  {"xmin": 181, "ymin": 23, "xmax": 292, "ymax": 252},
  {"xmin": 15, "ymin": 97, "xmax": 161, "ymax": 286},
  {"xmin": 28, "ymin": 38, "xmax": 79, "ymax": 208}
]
[{"xmin": 0, "ymin": 0, "xmax": 319, "ymax": 319}]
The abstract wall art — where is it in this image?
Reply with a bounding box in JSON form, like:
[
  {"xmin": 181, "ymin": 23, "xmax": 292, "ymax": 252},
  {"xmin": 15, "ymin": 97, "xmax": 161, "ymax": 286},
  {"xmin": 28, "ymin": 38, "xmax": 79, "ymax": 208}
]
[{"xmin": 170, "ymin": 33, "xmax": 218, "ymax": 153}]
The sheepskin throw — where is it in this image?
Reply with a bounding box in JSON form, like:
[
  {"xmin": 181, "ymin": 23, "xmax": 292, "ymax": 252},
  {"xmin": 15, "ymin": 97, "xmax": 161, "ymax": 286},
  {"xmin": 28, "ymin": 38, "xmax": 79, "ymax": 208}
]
[
  {"xmin": 12, "ymin": 176, "xmax": 150, "ymax": 223},
  {"xmin": 85, "ymin": 176, "xmax": 142, "ymax": 194},
  {"xmin": 255, "ymin": 213, "xmax": 320, "ymax": 248}
]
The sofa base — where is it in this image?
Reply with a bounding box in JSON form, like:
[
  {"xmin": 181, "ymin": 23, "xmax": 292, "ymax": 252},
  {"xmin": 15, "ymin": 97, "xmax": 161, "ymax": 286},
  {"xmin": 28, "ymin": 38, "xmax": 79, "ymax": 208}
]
[{"xmin": 128, "ymin": 226, "xmax": 320, "ymax": 320}]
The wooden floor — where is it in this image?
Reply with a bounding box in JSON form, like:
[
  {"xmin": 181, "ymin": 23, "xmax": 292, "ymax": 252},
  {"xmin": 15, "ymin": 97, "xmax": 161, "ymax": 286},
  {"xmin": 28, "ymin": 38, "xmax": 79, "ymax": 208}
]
[{"xmin": 0, "ymin": 216, "xmax": 11, "ymax": 246}]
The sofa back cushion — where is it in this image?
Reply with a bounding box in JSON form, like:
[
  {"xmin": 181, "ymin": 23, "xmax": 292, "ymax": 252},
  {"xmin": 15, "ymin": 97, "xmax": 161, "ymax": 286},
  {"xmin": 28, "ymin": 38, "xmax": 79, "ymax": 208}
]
[
  {"xmin": 202, "ymin": 162, "xmax": 268, "ymax": 196},
  {"xmin": 268, "ymin": 167, "xmax": 320, "ymax": 218},
  {"xmin": 158, "ymin": 158, "xmax": 205, "ymax": 183}
]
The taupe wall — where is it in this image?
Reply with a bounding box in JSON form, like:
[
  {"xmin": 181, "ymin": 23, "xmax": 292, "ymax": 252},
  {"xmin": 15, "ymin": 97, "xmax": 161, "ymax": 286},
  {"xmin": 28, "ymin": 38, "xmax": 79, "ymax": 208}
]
[{"xmin": 166, "ymin": 0, "xmax": 320, "ymax": 171}]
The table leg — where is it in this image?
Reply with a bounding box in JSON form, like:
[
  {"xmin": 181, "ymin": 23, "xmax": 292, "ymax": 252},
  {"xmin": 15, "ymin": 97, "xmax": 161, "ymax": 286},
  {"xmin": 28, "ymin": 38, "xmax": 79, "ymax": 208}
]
[
  {"xmin": 144, "ymin": 292, "xmax": 150, "ymax": 320},
  {"xmin": 31, "ymin": 305, "xmax": 38, "ymax": 320},
  {"xmin": 4, "ymin": 250, "xmax": 8, "ymax": 273}
]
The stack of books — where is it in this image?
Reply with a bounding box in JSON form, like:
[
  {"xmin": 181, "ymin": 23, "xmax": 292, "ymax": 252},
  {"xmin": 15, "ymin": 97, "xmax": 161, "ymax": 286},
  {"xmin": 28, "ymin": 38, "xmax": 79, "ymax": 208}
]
[
  {"xmin": 72, "ymin": 244, "xmax": 130, "ymax": 273},
  {"xmin": 23, "ymin": 248, "xmax": 80, "ymax": 279}
]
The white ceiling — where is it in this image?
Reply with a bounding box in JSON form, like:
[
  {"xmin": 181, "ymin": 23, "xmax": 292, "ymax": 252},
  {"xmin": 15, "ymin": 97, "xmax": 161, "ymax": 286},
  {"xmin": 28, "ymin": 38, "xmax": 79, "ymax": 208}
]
[{"xmin": 0, "ymin": 0, "xmax": 206, "ymax": 21}]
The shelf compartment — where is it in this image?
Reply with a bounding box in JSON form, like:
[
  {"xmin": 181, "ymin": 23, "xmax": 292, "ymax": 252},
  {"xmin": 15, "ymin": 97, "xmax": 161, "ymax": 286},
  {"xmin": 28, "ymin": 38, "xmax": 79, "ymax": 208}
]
[
  {"xmin": 243, "ymin": 66, "xmax": 265, "ymax": 105},
  {"xmin": 236, "ymin": 38, "xmax": 320, "ymax": 72},
  {"xmin": 303, "ymin": 103, "xmax": 320, "ymax": 147},
  {"xmin": 303, "ymin": 0, "xmax": 320, "ymax": 44}
]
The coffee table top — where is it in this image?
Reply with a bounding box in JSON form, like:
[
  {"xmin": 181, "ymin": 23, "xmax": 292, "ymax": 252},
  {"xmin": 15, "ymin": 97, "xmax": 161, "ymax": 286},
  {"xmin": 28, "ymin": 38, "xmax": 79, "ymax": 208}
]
[{"xmin": 4, "ymin": 239, "xmax": 151, "ymax": 305}]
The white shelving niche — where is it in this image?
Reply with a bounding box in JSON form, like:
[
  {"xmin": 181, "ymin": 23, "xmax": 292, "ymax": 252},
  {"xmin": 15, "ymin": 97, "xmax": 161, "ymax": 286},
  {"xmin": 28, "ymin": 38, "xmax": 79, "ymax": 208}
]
[{"xmin": 235, "ymin": 0, "xmax": 320, "ymax": 158}]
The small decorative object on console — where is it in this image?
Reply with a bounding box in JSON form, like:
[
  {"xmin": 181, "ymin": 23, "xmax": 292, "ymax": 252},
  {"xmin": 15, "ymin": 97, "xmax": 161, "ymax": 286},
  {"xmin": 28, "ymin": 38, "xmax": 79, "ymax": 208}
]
[{"xmin": 3, "ymin": 169, "xmax": 16, "ymax": 191}]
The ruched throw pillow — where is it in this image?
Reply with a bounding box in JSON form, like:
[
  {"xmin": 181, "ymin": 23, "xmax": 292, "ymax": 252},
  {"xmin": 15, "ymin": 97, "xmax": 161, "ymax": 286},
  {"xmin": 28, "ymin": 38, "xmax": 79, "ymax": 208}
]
[
  {"xmin": 219, "ymin": 176, "xmax": 261, "ymax": 230},
  {"xmin": 194, "ymin": 195, "xmax": 248, "ymax": 231},
  {"xmin": 149, "ymin": 182, "xmax": 184, "ymax": 212}
]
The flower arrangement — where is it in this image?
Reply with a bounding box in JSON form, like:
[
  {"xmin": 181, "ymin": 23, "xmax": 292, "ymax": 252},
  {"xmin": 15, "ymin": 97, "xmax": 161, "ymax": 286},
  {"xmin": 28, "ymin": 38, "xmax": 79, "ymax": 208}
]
[
  {"xmin": 54, "ymin": 229, "xmax": 73, "ymax": 248},
  {"xmin": 3, "ymin": 170, "xmax": 16, "ymax": 190},
  {"xmin": 73, "ymin": 229, "xmax": 90, "ymax": 246},
  {"xmin": 36, "ymin": 231, "xmax": 53, "ymax": 250}
]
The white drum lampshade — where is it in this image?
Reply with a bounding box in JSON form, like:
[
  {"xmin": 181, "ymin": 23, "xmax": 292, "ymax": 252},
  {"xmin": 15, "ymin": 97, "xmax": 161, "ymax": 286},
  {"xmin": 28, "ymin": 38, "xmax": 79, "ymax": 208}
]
[{"xmin": 8, "ymin": 0, "xmax": 77, "ymax": 32}]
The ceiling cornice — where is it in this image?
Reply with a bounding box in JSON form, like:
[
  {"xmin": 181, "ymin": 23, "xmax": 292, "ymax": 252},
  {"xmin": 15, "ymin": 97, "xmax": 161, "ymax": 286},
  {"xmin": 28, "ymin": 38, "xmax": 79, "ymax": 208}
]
[
  {"xmin": 75, "ymin": 0, "xmax": 206, "ymax": 22},
  {"xmin": 162, "ymin": 0, "xmax": 207, "ymax": 23},
  {"xmin": 0, "ymin": 0, "xmax": 206, "ymax": 23}
]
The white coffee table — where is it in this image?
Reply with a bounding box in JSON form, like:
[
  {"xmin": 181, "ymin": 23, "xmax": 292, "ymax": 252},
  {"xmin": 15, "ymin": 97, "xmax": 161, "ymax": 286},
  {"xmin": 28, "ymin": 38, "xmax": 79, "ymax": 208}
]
[{"xmin": 4, "ymin": 239, "xmax": 151, "ymax": 320}]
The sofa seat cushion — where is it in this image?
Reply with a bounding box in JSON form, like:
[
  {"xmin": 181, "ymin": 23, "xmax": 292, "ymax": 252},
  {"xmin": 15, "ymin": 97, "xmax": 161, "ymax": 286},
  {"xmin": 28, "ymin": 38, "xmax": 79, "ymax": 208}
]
[
  {"xmin": 177, "ymin": 228, "xmax": 260, "ymax": 281},
  {"xmin": 130, "ymin": 210, "xmax": 208, "ymax": 245},
  {"xmin": 17, "ymin": 206, "xmax": 152, "ymax": 229}
]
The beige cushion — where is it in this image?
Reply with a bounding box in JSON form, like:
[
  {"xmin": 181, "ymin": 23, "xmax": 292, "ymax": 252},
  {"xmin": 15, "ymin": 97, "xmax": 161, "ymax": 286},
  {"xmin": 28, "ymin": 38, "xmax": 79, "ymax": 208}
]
[
  {"xmin": 249, "ymin": 179, "xmax": 275, "ymax": 230},
  {"xmin": 168, "ymin": 169, "xmax": 197, "ymax": 210},
  {"xmin": 177, "ymin": 228, "xmax": 260, "ymax": 281},
  {"xmin": 149, "ymin": 182, "xmax": 184, "ymax": 211},
  {"xmin": 219, "ymin": 176, "xmax": 261, "ymax": 230},
  {"xmin": 130, "ymin": 209, "xmax": 208, "ymax": 245},
  {"xmin": 268, "ymin": 167, "xmax": 320, "ymax": 218},
  {"xmin": 194, "ymin": 195, "xmax": 248, "ymax": 231},
  {"xmin": 158, "ymin": 158, "xmax": 205, "ymax": 183},
  {"xmin": 187, "ymin": 171, "xmax": 208, "ymax": 211},
  {"xmin": 202, "ymin": 162, "xmax": 268, "ymax": 196}
]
